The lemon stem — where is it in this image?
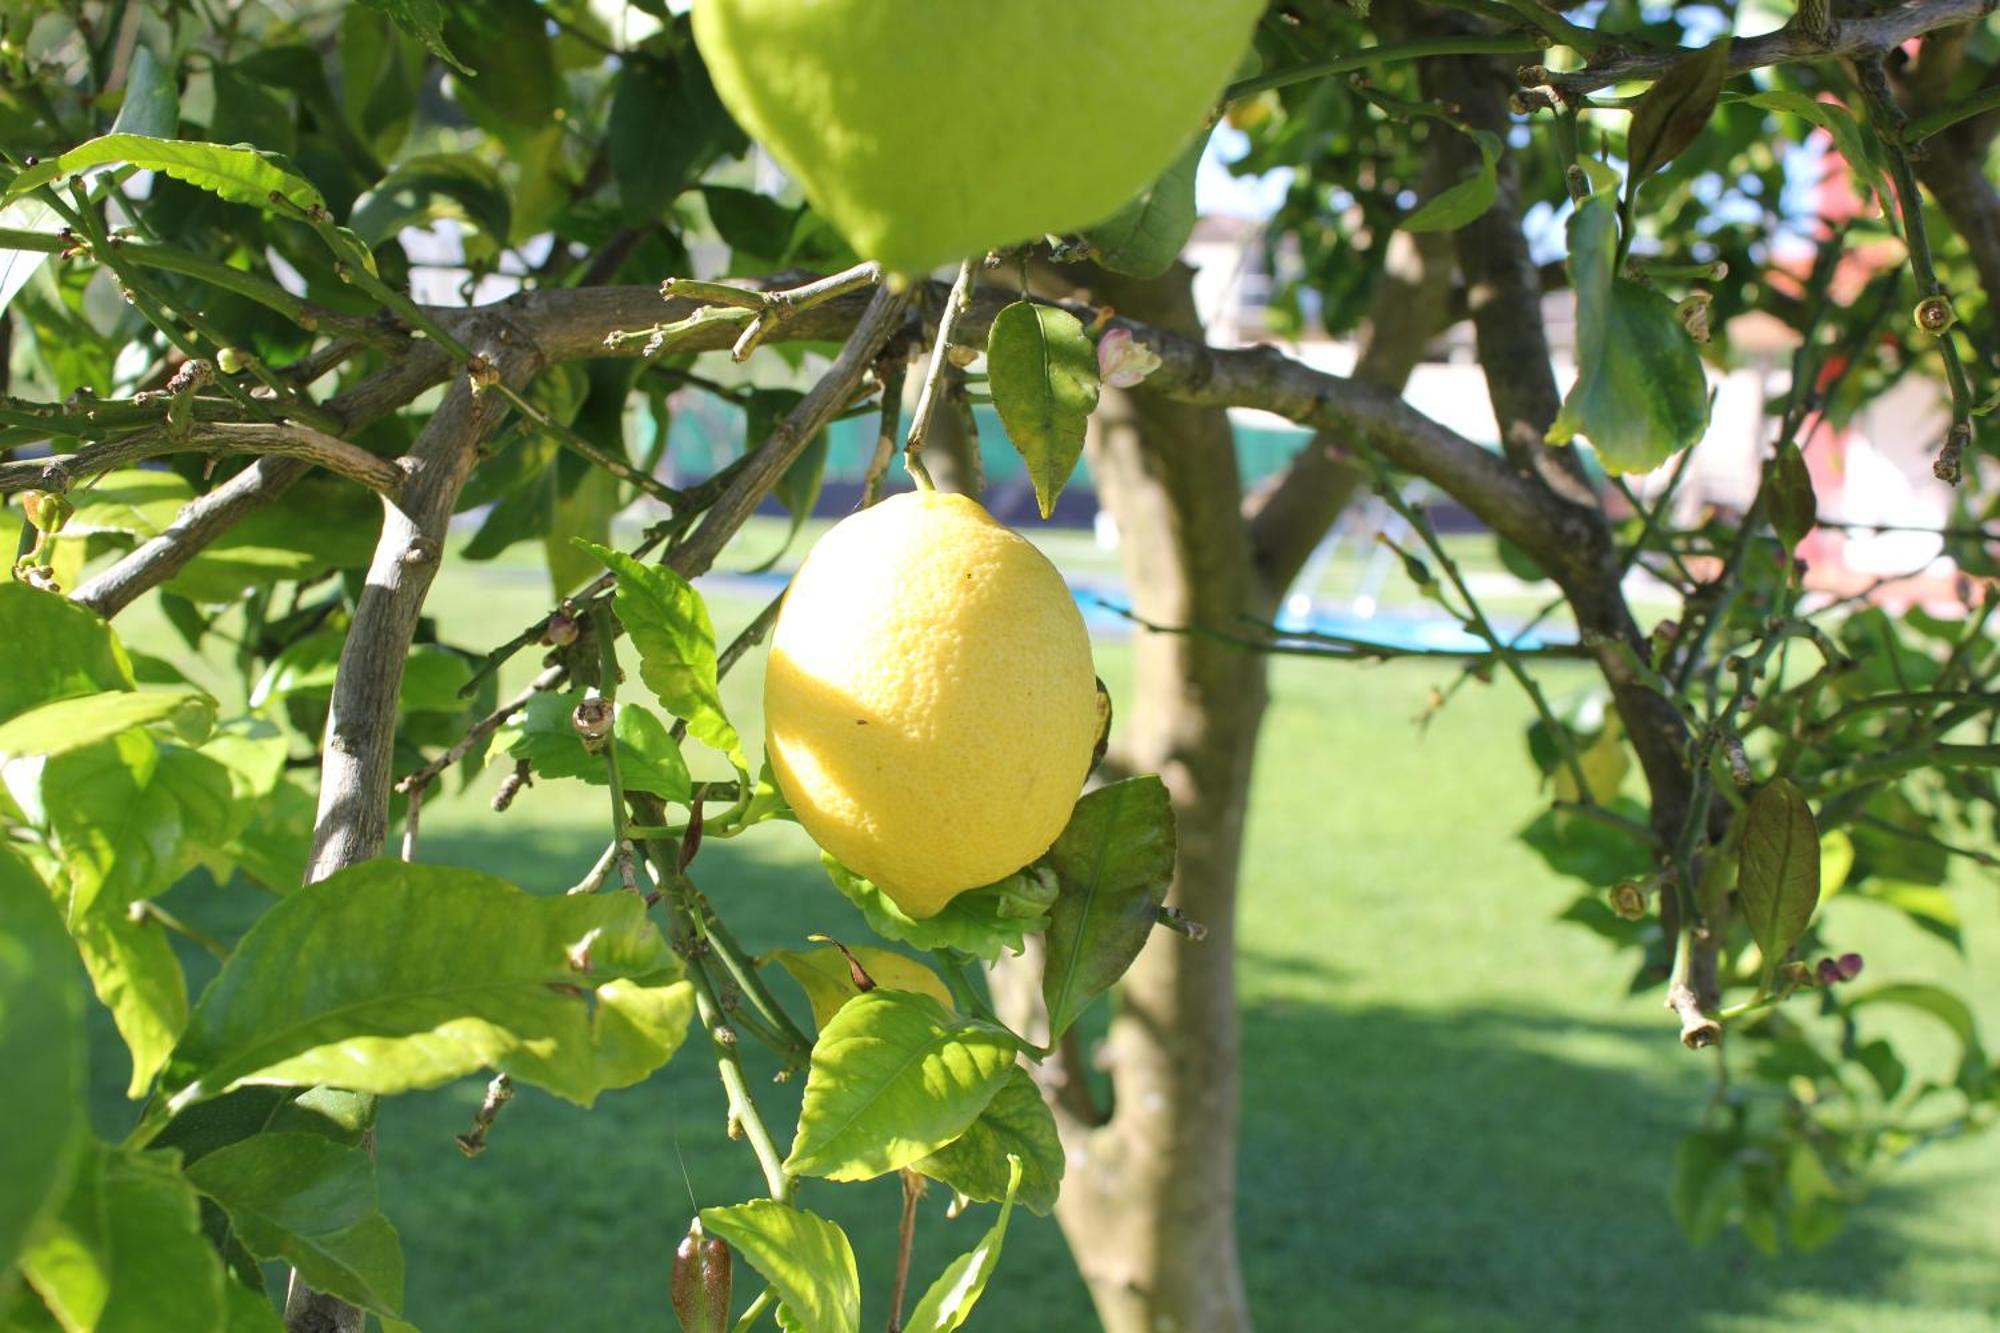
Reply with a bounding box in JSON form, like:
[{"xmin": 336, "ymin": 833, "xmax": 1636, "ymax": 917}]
[{"xmin": 904, "ymin": 258, "xmax": 978, "ymax": 491}]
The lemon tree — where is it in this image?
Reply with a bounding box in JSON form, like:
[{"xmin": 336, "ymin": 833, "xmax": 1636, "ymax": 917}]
[{"xmin": 3, "ymin": 2, "xmax": 1998, "ymax": 1331}]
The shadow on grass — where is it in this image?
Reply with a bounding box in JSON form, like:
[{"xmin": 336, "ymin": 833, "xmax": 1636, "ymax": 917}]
[{"xmin": 85, "ymin": 834, "xmax": 1996, "ymax": 1333}]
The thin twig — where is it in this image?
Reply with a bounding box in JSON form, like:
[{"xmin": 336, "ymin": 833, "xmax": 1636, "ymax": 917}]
[
  {"xmin": 903, "ymin": 260, "xmax": 978, "ymax": 490},
  {"xmin": 888, "ymin": 1171, "xmax": 924, "ymax": 1333}
]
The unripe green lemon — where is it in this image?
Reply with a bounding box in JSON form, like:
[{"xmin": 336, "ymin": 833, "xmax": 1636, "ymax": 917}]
[
  {"xmin": 763, "ymin": 492, "xmax": 1097, "ymax": 918},
  {"xmin": 692, "ymin": 0, "xmax": 1264, "ymax": 275}
]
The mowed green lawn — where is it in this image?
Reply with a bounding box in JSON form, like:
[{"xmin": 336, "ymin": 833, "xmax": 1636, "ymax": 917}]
[{"xmin": 90, "ymin": 517, "xmax": 2000, "ymax": 1333}]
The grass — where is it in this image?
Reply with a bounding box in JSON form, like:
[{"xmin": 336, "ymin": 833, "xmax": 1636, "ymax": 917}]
[{"xmin": 92, "ymin": 516, "xmax": 2000, "ymax": 1332}]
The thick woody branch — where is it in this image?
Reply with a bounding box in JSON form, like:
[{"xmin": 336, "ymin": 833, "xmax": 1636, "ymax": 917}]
[
  {"xmin": 1535, "ymin": 0, "xmax": 1998, "ymax": 94},
  {"xmin": 3, "ymin": 421, "xmax": 405, "ymax": 498},
  {"xmin": 70, "ymin": 457, "xmax": 308, "ymax": 617}
]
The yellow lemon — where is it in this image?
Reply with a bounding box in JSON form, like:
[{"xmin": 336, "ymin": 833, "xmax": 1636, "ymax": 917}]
[
  {"xmin": 764, "ymin": 492, "xmax": 1097, "ymax": 918},
  {"xmin": 692, "ymin": 0, "xmax": 1265, "ymax": 275}
]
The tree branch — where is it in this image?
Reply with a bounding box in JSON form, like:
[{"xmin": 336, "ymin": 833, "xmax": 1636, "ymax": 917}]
[
  {"xmin": 69, "ymin": 457, "xmax": 309, "ymax": 617},
  {"xmin": 4, "ymin": 421, "xmax": 406, "ymax": 498},
  {"xmin": 1532, "ymin": 0, "xmax": 1999, "ymax": 94}
]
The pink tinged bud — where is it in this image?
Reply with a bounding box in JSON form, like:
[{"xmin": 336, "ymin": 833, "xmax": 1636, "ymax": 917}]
[
  {"xmin": 1816, "ymin": 958, "xmax": 1843, "ymax": 987},
  {"xmin": 1096, "ymin": 327, "xmax": 1161, "ymax": 389},
  {"xmin": 1837, "ymin": 953, "xmax": 1864, "ymax": 981}
]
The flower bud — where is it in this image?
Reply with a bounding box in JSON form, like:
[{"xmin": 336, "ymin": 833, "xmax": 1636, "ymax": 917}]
[
  {"xmin": 20, "ymin": 490, "xmax": 72, "ymax": 535},
  {"xmin": 670, "ymin": 1220, "xmax": 732, "ymax": 1333},
  {"xmin": 542, "ymin": 612, "xmax": 581, "ymax": 647},
  {"xmin": 1096, "ymin": 327, "xmax": 1162, "ymax": 389},
  {"xmin": 1836, "ymin": 952, "xmax": 1863, "ymax": 981},
  {"xmin": 1912, "ymin": 294, "xmax": 1956, "ymax": 336},
  {"xmin": 1815, "ymin": 957, "xmax": 1842, "ymax": 987}
]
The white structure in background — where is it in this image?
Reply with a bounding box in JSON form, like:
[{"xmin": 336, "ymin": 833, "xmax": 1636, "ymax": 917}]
[{"xmin": 1170, "ymin": 210, "xmax": 1962, "ymax": 618}]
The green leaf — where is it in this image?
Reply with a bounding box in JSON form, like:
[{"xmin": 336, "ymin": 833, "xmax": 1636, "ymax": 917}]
[
  {"xmin": 185, "ymin": 1135, "xmax": 403, "ymax": 1318},
  {"xmin": 1670, "ymin": 1130, "xmax": 1736, "ymax": 1245},
  {"xmin": 1547, "ymin": 194, "xmax": 1709, "ymax": 473},
  {"xmin": 1083, "ymin": 130, "xmax": 1205, "ymax": 279},
  {"xmin": 986, "ymin": 302, "xmax": 1100, "ymax": 520},
  {"xmin": 171, "ymin": 861, "xmax": 678, "ymax": 1107},
  {"xmin": 1041, "ymin": 776, "xmax": 1176, "ymax": 1041},
  {"xmin": 1845, "ymin": 982, "xmax": 1989, "ymax": 1097},
  {"xmin": 4, "ymin": 134, "xmax": 324, "ymax": 213},
  {"xmin": 109, "ymin": 48, "xmax": 180, "ymax": 140},
  {"xmin": 223, "ymin": 1282, "xmax": 284, "ymax": 1333},
  {"xmin": 1786, "ymin": 1143, "xmax": 1846, "ymax": 1251},
  {"xmin": 349, "ymin": 153, "xmax": 512, "ymax": 246},
  {"xmin": 56, "ymin": 470, "xmax": 196, "ymax": 539},
  {"xmin": 0, "ymin": 851, "xmax": 87, "ymax": 1272},
  {"xmin": 1737, "ymin": 778, "xmax": 1820, "ymax": 988},
  {"xmin": 1767, "ymin": 441, "xmax": 1817, "ymax": 549},
  {"xmin": 355, "ymin": 0, "xmax": 471, "ymax": 74},
  {"xmin": 609, "ymin": 52, "xmax": 732, "ymax": 223},
  {"xmin": 500, "ymin": 692, "xmax": 692, "ymax": 802},
  {"xmin": 224, "ymin": 776, "xmax": 316, "ymax": 893},
  {"xmin": 1738, "ymin": 91, "xmax": 1895, "ymax": 219},
  {"xmin": 1856, "ymin": 880, "xmax": 1962, "ymax": 951},
  {"xmin": 1404, "ymin": 129, "xmax": 1500, "ymax": 233},
  {"xmin": 822, "ymin": 857, "xmax": 1042, "ymax": 963},
  {"xmin": 20, "ymin": 1142, "xmax": 227, "ymax": 1333},
  {"xmin": 70, "ymin": 901, "xmax": 188, "ymax": 1098},
  {"xmin": 784, "ymin": 990, "xmax": 1016, "ymax": 1182},
  {"xmin": 443, "ymin": 0, "xmax": 557, "ymax": 129},
  {"xmin": 1625, "ymin": 39, "xmax": 1730, "ymax": 188},
  {"xmin": 772, "ymin": 946, "xmax": 954, "ymax": 1031},
  {"xmin": 0, "ymin": 197, "xmax": 62, "ymax": 314},
  {"xmin": 905, "ymin": 1156, "xmax": 1023, "ymax": 1333},
  {"xmin": 913, "ymin": 1066, "xmax": 1063, "ymax": 1216},
  {"xmin": 697, "ymin": 1201, "xmax": 858, "ymax": 1333},
  {"xmin": 0, "ymin": 689, "xmax": 214, "ymax": 760},
  {"xmin": 577, "ymin": 541, "xmax": 742, "ymax": 764},
  {"xmin": 544, "ymin": 464, "xmax": 621, "ymax": 598},
  {"xmin": 0, "ymin": 584, "xmax": 134, "ymax": 726}
]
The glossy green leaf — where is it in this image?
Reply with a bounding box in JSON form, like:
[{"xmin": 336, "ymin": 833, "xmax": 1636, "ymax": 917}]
[
  {"xmin": 914, "ymin": 1066, "xmax": 1062, "ymax": 1216},
  {"xmin": 172, "ymin": 861, "xmax": 677, "ymax": 1107},
  {"xmin": 500, "ymin": 691, "xmax": 692, "ymax": 802},
  {"xmin": 5, "ymin": 134, "xmax": 324, "ymax": 213},
  {"xmin": 355, "ymin": 0, "xmax": 471, "ymax": 73},
  {"xmin": 821, "ymin": 857, "xmax": 1042, "ymax": 962},
  {"xmin": 0, "ymin": 689, "xmax": 214, "ymax": 760},
  {"xmin": 109, "ymin": 47, "xmax": 180, "ymax": 140},
  {"xmin": 0, "ymin": 584, "xmax": 133, "ymax": 726},
  {"xmin": 20, "ymin": 1142, "xmax": 227, "ymax": 1333},
  {"xmin": 987, "ymin": 301, "xmax": 1100, "ymax": 520},
  {"xmin": 785, "ymin": 990, "xmax": 1015, "ymax": 1182},
  {"xmin": 0, "ymin": 197, "xmax": 61, "ymax": 315},
  {"xmin": 185, "ymin": 1134, "xmax": 403, "ymax": 1318},
  {"xmin": 698, "ymin": 1201, "xmax": 858, "ymax": 1333},
  {"xmin": 223, "ymin": 776, "xmax": 316, "ymax": 894},
  {"xmin": 350, "ymin": 153, "xmax": 511, "ymax": 245},
  {"xmin": 443, "ymin": 0, "xmax": 557, "ymax": 129},
  {"xmin": 1548, "ymin": 194, "xmax": 1709, "ymax": 473},
  {"xmin": 1041, "ymin": 776, "xmax": 1176, "ymax": 1041},
  {"xmin": 772, "ymin": 945, "xmax": 954, "ymax": 1031},
  {"xmin": 905, "ymin": 1156, "xmax": 1023, "ymax": 1333},
  {"xmin": 577, "ymin": 542, "xmax": 742, "ymax": 764},
  {"xmin": 1625, "ymin": 39, "xmax": 1730, "ymax": 188},
  {"xmin": 545, "ymin": 465, "xmax": 621, "ymax": 598},
  {"xmin": 1084, "ymin": 130, "xmax": 1205, "ymax": 279},
  {"xmin": 0, "ymin": 851, "xmax": 86, "ymax": 1272},
  {"xmin": 1737, "ymin": 778, "xmax": 1820, "ymax": 989},
  {"xmin": 1404, "ymin": 129, "xmax": 1500, "ymax": 233},
  {"xmin": 70, "ymin": 900, "xmax": 188, "ymax": 1098},
  {"xmin": 149, "ymin": 1086, "xmax": 370, "ymax": 1167}
]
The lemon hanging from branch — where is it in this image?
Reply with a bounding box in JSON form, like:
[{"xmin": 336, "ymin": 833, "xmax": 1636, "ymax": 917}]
[
  {"xmin": 763, "ymin": 493, "xmax": 1099, "ymax": 919},
  {"xmin": 692, "ymin": 0, "xmax": 1265, "ymax": 275}
]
